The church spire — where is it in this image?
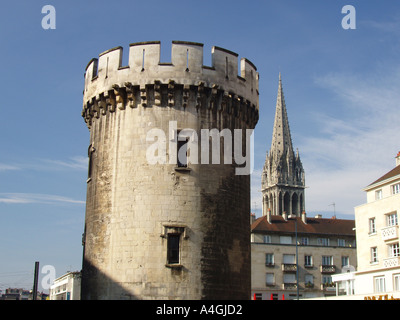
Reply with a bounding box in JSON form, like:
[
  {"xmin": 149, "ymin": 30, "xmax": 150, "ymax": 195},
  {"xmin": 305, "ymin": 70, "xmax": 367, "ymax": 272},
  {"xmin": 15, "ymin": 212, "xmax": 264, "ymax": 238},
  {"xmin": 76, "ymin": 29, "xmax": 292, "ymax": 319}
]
[
  {"xmin": 261, "ymin": 73, "xmax": 305, "ymax": 217},
  {"xmin": 270, "ymin": 73, "xmax": 294, "ymax": 160}
]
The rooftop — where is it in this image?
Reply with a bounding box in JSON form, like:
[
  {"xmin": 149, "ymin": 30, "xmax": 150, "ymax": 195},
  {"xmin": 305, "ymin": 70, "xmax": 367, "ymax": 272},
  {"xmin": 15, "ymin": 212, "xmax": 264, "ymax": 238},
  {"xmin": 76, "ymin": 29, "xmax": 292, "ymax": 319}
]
[
  {"xmin": 251, "ymin": 215, "xmax": 355, "ymax": 236},
  {"xmin": 366, "ymin": 165, "xmax": 400, "ymax": 190}
]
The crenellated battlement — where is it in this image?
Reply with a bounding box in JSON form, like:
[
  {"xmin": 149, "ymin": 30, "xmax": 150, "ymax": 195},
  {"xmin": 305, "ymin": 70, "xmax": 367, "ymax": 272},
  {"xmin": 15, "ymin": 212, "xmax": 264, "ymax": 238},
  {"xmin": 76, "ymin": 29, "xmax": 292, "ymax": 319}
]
[{"xmin": 82, "ymin": 41, "xmax": 259, "ymax": 128}]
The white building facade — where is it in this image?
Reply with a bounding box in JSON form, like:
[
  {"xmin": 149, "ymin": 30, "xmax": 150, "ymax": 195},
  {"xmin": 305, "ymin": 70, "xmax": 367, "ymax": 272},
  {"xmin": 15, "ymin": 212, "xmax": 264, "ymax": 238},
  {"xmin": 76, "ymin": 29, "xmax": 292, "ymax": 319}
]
[
  {"xmin": 328, "ymin": 152, "xmax": 400, "ymax": 300},
  {"xmin": 49, "ymin": 271, "xmax": 81, "ymax": 300}
]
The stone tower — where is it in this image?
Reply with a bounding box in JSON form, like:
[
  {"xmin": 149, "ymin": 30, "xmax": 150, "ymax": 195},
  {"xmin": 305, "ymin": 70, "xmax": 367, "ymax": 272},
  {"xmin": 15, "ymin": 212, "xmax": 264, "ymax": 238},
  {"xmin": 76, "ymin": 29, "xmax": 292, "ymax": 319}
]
[
  {"xmin": 261, "ymin": 74, "xmax": 305, "ymax": 218},
  {"xmin": 80, "ymin": 41, "xmax": 259, "ymax": 299}
]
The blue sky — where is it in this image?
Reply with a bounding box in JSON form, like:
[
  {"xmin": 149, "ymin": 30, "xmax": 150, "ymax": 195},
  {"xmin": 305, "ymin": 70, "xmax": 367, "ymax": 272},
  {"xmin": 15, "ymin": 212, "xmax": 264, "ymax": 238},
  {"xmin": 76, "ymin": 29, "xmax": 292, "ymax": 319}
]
[{"xmin": 0, "ymin": 0, "xmax": 399, "ymax": 291}]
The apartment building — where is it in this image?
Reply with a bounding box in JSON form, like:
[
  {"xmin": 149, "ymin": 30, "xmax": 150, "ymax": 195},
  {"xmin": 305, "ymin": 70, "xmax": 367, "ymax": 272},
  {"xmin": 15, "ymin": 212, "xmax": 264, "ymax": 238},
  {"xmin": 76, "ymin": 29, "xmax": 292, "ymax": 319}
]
[
  {"xmin": 351, "ymin": 152, "xmax": 400, "ymax": 298},
  {"xmin": 251, "ymin": 211, "xmax": 356, "ymax": 300},
  {"xmin": 49, "ymin": 271, "xmax": 81, "ymax": 300}
]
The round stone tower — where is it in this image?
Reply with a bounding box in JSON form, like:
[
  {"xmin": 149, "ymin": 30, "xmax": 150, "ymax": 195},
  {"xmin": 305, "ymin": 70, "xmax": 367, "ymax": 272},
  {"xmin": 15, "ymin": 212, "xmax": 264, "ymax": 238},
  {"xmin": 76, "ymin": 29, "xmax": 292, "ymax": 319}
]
[{"xmin": 80, "ymin": 41, "xmax": 259, "ymax": 300}]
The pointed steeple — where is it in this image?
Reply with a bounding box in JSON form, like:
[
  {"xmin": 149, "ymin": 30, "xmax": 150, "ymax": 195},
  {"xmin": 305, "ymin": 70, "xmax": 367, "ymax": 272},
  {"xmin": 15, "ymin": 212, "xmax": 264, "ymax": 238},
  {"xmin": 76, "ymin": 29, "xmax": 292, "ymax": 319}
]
[
  {"xmin": 270, "ymin": 73, "xmax": 294, "ymax": 160},
  {"xmin": 261, "ymin": 73, "xmax": 305, "ymax": 217}
]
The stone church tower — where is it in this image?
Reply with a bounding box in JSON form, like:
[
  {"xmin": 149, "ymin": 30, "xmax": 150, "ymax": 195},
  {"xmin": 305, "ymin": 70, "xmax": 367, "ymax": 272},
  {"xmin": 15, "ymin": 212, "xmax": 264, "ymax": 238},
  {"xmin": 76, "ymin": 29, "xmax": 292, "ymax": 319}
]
[
  {"xmin": 80, "ymin": 41, "xmax": 259, "ymax": 299},
  {"xmin": 261, "ymin": 74, "xmax": 305, "ymax": 218}
]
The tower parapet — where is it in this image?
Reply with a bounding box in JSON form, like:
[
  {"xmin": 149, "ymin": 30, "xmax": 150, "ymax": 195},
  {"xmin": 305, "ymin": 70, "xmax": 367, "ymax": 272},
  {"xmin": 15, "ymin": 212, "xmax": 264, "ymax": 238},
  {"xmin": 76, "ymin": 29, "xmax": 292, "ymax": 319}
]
[{"xmin": 82, "ymin": 41, "xmax": 259, "ymax": 128}]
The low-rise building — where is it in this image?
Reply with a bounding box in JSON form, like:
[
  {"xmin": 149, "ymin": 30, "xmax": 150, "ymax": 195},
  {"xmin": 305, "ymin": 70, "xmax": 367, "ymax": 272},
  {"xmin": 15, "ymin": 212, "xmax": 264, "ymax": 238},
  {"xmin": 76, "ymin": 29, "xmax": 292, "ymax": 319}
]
[
  {"xmin": 251, "ymin": 211, "xmax": 356, "ymax": 300},
  {"xmin": 49, "ymin": 271, "xmax": 81, "ymax": 300}
]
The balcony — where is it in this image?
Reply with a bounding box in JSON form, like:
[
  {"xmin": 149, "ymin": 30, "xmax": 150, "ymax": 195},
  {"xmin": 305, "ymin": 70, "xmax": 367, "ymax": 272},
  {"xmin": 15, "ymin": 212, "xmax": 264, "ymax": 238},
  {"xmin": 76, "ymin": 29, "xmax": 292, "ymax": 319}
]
[
  {"xmin": 383, "ymin": 256, "xmax": 400, "ymax": 268},
  {"xmin": 321, "ymin": 283, "xmax": 336, "ymax": 291},
  {"xmin": 320, "ymin": 265, "xmax": 336, "ymax": 273},
  {"xmin": 381, "ymin": 225, "xmax": 399, "ymax": 241},
  {"xmin": 282, "ymin": 283, "xmax": 297, "ymax": 290},
  {"xmin": 281, "ymin": 263, "xmax": 297, "ymax": 272}
]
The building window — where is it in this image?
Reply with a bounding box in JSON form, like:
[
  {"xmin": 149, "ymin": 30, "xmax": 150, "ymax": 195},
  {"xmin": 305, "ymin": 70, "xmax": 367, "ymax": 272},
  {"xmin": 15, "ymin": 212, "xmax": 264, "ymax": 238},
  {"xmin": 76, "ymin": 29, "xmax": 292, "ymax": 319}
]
[
  {"xmin": 389, "ymin": 243, "xmax": 400, "ymax": 257},
  {"xmin": 266, "ymin": 273, "xmax": 274, "ymax": 286},
  {"xmin": 283, "ymin": 274, "xmax": 296, "ymax": 284},
  {"xmin": 305, "ymin": 274, "xmax": 313, "ymax": 287},
  {"xmin": 177, "ymin": 135, "xmax": 189, "ymax": 168},
  {"xmin": 369, "ymin": 218, "xmax": 376, "ymax": 234},
  {"xmin": 283, "ymin": 254, "xmax": 296, "ymax": 264},
  {"xmin": 263, "ymin": 235, "xmax": 271, "ymax": 243},
  {"xmin": 322, "ymin": 256, "xmax": 333, "ymax": 266},
  {"xmin": 317, "ymin": 238, "xmax": 329, "ymax": 246},
  {"xmin": 375, "ymin": 189, "xmax": 383, "ymax": 200},
  {"xmin": 167, "ymin": 234, "xmax": 181, "ymax": 264},
  {"xmin": 322, "ymin": 275, "xmax": 332, "ymax": 286},
  {"xmin": 304, "ymin": 255, "xmax": 313, "ymax": 267},
  {"xmin": 254, "ymin": 293, "xmax": 262, "ymax": 300},
  {"xmin": 387, "ymin": 213, "xmax": 398, "ymax": 227},
  {"xmin": 392, "ymin": 183, "xmax": 400, "ymax": 195},
  {"xmin": 162, "ymin": 225, "xmax": 187, "ymax": 267},
  {"xmin": 280, "ymin": 236, "xmax": 292, "ymax": 244},
  {"xmin": 341, "ymin": 256, "xmax": 350, "ymax": 267},
  {"xmin": 374, "ymin": 276, "xmax": 386, "ymax": 293},
  {"xmin": 87, "ymin": 144, "xmax": 95, "ymax": 181},
  {"xmin": 265, "ymin": 253, "xmax": 274, "ymax": 266},
  {"xmin": 337, "ymin": 239, "xmax": 346, "ymax": 247},
  {"xmin": 371, "ymin": 247, "xmax": 378, "ymax": 264},
  {"xmin": 300, "ymin": 237, "xmax": 309, "ymax": 246},
  {"xmin": 394, "ymin": 274, "xmax": 400, "ymax": 291}
]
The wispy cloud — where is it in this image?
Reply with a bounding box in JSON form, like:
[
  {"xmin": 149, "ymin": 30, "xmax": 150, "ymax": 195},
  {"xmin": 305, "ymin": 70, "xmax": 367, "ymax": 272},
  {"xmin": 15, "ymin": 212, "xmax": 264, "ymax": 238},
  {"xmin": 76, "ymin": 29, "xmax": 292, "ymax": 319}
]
[
  {"xmin": 0, "ymin": 156, "xmax": 87, "ymax": 173},
  {"xmin": 0, "ymin": 193, "xmax": 85, "ymax": 205},
  {"xmin": 298, "ymin": 66, "xmax": 400, "ymax": 216},
  {"xmin": 40, "ymin": 156, "xmax": 88, "ymax": 170},
  {"xmin": 0, "ymin": 164, "xmax": 20, "ymax": 171}
]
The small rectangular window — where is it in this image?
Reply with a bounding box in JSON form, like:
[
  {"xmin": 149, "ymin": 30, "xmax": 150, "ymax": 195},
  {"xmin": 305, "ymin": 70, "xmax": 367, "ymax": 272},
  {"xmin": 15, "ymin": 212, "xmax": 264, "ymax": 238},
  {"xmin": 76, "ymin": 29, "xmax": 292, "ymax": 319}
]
[
  {"xmin": 265, "ymin": 253, "xmax": 274, "ymax": 266},
  {"xmin": 322, "ymin": 256, "xmax": 333, "ymax": 266},
  {"xmin": 300, "ymin": 237, "xmax": 309, "ymax": 246},
  {"xmin": 371, "ymin": 247, "xmax": 378, "ymax": 263},
  {"xmin": 342, "ymin": 256, "xmax": 349, "ymax": 267},
  {"xmin": 369, "ymin": 218, "xmax": 376, "ymax": 234},
  {"xmin": 263, "ymin": 235, "xmax": 271, "ymax": 243},
  {"xmin": 392, "ymin": 183, "xmax": 400, "ymax": 195},
  {"xmin": 387, "ymin": 213, "xmax": 398, "ymax": 227},
  {"xmin": 167, "ymin": 234, "xmax": 180, "ymax": 264},
  {"xmin": 374, "ymin": 276, "xmax": 386, "ymax": 293},
  {"xmin": 375, "ymin": 189, "xmax": 382, "ymax": 200},
  {"xmin": 304, "ymin": 255, "xmax": 313, "ymax": 267},
  {"xmin": 317, "ymin": 238, "xmax": 329, "ymax": 246}
]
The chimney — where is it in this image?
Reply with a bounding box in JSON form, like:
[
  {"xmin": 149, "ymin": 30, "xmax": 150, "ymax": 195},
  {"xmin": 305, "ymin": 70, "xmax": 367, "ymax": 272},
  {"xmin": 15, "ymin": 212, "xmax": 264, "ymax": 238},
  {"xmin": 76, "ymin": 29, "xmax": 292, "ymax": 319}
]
[
  {"xmin": 266, "ymin": 209, "xmax": 272, "ymax": 224},
  {"xmin": 396, "ymin": 151, "xmax": 400, "ymax": 166},
  {"xmin": 301, "ymin": 211, "xmax": 307, "ymax": 224},
  {"xmin": 250, "ymin": 213, "xmax": 256, "ymax": 224},
  {"xmin": 282, "ymin": 211, "xmax": 287, "ymax": 221}
]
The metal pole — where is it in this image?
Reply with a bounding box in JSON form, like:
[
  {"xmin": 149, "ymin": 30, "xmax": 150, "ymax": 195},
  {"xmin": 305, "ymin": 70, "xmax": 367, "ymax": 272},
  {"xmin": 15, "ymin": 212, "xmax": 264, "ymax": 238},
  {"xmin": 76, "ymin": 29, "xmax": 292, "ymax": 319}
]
[
  {"xmin": 32, "ymin": 261, "xmax": 39, "ymax": 300},
  {"xmin": 295, "ymin": 219, "xmax": 299, "ymax": 300}
]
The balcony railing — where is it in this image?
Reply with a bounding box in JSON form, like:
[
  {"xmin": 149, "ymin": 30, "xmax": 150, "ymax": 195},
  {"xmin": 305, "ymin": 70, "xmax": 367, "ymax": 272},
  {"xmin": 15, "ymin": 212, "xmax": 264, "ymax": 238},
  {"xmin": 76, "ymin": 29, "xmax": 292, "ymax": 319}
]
[
  {"xmin": 383, "ymin": 256, "xmax": 400, "ymax": 268},
  {"xmin": 282, "ymin": 283, "xmax": 297, "ymax": 290},
  {"xmin": 381, "ymin": 225, "xmax": 399, "ymax": 241},
  {"xmin": 281, "ymin": 263, "xmax": 297, "ymax": 272},
  {"xmin": 320, "ymin": 265, "xmax": 336, "ymax": 273}
]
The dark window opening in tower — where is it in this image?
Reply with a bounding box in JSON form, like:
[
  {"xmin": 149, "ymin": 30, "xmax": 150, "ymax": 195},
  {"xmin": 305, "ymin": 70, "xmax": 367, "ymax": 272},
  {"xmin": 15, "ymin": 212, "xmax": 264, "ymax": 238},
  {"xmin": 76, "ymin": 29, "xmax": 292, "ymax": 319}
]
[
  {"xmin": 167, "ymin": 234, "xmax": 180, "ymax": 264},
  {"xmin": 177, "ymin": 133, "xmax": 189, "ymax": 167}
]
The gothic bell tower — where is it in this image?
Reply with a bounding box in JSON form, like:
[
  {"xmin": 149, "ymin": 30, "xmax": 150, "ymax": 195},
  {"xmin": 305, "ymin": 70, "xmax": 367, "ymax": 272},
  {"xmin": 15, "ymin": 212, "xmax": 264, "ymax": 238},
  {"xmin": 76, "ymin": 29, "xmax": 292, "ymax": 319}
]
[{"xmin": 261, "ymin": 74, "xmax": 305, "ymax": 217}]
